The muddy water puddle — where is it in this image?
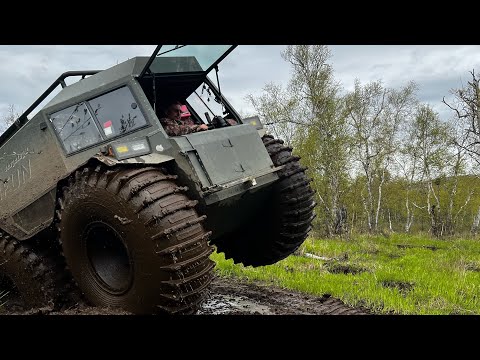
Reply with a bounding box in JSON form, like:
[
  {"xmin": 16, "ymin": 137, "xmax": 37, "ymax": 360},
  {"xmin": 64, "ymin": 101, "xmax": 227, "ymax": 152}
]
[{"xmin": 198, "ymin": 293, "xmax": 274, "ymax": 315}]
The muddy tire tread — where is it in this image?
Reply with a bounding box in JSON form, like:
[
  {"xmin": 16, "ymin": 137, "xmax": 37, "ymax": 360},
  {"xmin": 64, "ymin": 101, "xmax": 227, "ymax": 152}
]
[
  {"xmin": 216, "ymin": 134, "xmax": 316, "ymax": 267},
  {"xmin": 57, "ymin": 165, "xmax": 214, "ymax": 314},
  {"xmin": 0, "ymin": 231, "xmax": 71, "ymax": 310}
]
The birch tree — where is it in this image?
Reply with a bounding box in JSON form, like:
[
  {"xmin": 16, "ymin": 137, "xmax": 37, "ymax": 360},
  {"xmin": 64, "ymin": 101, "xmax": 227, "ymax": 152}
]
[
  {"xmin": 396, "ymin": 137, "xmax": 420, "ymax": 232},
  {"xmin": 442, "ymin": 70, "xmax": 480, "ymax": 233},
  {"xmin": 345, "ymin": 79, "xmax": 417, "ymax": 232},
  {"xmin": 442, "ymin": 117, "xmax": 473, "ymax": 235},
  {"xmin": 408, "ymin": 105, "xmax": 450, "ymax": 236},
  {"xmin": 443, "ymin": 69, "xmax": 480, "ymax": 164},
  {"xmin": 246, "ymin": 83, "xmax": 299, "ymax": 147}
]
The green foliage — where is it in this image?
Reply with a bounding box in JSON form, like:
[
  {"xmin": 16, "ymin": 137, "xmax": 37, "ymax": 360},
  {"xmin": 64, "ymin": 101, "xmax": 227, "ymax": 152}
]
[
  {"xmin": 245, "ymin": 82, "xmax": 300, "ymax": 147},
  {"xmin": 212, "ymin": 234, "xmax": 480, "ymax": 314},
  {"xmin": 244, "ymin": 46, "xmax": 480, "ymax": 238}
]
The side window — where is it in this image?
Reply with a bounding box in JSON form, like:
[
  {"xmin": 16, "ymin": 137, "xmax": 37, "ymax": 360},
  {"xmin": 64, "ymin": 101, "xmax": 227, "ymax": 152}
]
[
  {"xmin": 88, "ymin": 86, "xmax": 147, "ymax": 138},
  {"xmin": 50, "ymin": 102, "xmax": 102, "ymax": 154}
]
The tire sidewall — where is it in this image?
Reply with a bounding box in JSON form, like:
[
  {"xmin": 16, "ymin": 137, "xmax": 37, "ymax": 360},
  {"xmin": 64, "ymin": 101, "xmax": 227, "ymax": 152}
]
[{"xmin": 60, "ymin": 185, "xmax": 167, "ymax": 312}]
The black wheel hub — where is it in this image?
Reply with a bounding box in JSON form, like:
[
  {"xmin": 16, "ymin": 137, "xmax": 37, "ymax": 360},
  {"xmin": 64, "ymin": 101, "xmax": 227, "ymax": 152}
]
[{"xmin": 84, "ymin": 222, "xmax": 132, "ymax": 294}]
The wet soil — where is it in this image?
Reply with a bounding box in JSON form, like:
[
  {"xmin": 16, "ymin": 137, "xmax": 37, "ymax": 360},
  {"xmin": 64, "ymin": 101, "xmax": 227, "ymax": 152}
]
[
  {"xmin": 2, "ymin": 276, "xmax": 371, "ymax": 315},
  {"xmin": 197, "ymin": 276, "xmax": 371, "ymax": 315}
]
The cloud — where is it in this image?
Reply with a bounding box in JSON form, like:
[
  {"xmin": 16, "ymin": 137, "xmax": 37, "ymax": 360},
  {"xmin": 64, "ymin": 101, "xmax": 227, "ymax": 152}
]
[{"xmin": 0, "ymin": 45, "xmax": 479, "ymax": 128}]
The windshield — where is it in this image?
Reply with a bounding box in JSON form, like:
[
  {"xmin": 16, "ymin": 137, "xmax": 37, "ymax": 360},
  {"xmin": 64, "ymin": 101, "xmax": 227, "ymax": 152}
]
[
  {"xmin": 187, "ymin": 80, "xmax": 225, "ymax": 122},
  {"xmin": 145, "ymin": 45, "xmax": 235, "ymax": 76}
]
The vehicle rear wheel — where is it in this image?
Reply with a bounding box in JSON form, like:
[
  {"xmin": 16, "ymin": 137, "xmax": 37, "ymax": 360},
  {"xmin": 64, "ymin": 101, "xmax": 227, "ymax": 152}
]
[
  {"xmin": 0, "ymin": 233, "xmax": 68, "ymax": 312},
  {"xmin": 57, "ymin": 165, "xmax": 215, "ymax": 314},
  {"xmin": 214, "ymin": 134, "xmax": 316, "ymax": 267}
]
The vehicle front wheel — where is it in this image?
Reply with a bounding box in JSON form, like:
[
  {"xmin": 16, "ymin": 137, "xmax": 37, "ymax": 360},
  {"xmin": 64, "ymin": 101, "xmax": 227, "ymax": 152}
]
[{"xmin": 57, "ymin": 165, "xmax": 215, "ymax": 314}]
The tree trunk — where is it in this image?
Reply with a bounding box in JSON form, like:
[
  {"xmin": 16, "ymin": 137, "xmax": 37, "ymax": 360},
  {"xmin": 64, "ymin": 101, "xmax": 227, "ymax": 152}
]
[
  {"xmin": 388, "ymin": 209, "xmax": 394, "ymax": 232},
  {"xmin": 334, "ymin": 206, "xmax": 348, "ymax": 235},
  {"xmin": 375, "ymin": 167, "xmax": 386, "ymax": 231},
  {"xmin": 471, "ymin": 206, "xmax": 480, "ymax": 235}
]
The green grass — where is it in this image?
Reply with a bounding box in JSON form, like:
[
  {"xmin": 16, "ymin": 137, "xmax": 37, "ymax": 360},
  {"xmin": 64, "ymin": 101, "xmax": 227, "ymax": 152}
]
[{"xmin": 211, "ymin": 233, "xmax": 480, "ymax": 315}]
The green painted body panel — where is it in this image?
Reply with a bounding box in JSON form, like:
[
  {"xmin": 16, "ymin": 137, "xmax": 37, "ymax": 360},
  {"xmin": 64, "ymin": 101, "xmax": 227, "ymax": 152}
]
[{"xmin": 0, "ymin": 47, "xmax": 280, "ymax": 242}]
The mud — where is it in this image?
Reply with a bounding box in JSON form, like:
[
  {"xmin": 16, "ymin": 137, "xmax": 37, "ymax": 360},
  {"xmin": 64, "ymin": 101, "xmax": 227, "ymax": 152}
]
[
  {"xmin": 1, "ymin": 276, "xmax": 371, "ymax": 315},
  {"xmin": 197, "ymin": 276, "xmax": 371, "ymax": 315}
]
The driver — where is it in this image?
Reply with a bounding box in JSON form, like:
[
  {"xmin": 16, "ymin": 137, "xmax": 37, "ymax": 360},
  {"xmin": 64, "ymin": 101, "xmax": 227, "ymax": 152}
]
[{"xmin": 159, "ymin": 101, "xmax": 208, "ymax": 136}]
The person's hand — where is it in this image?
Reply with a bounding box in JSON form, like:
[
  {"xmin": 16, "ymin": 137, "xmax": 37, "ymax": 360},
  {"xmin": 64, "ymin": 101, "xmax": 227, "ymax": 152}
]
[{"xmin": 198, "ymin": 124, "xmax": 209, "ymax": 131}]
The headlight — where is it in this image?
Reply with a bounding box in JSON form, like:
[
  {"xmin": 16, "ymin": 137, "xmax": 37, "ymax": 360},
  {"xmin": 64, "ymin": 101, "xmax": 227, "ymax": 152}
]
[{"xmin": 110, "ymin": 138, "xmax": 151, "ymax": 160}]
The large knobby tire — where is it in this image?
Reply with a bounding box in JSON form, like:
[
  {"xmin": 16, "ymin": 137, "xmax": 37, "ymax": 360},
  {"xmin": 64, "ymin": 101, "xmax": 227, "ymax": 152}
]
[
  {"xmin": 214, "ymin": 134, "xmax": 316, "ymax": 267},
  {"xmin": 57, "ymin": 165, "xmax": 215, "ymax": 314},
  {"xmin": 0, "ymin": 233, "xmax": 68, "ymax": 312}
]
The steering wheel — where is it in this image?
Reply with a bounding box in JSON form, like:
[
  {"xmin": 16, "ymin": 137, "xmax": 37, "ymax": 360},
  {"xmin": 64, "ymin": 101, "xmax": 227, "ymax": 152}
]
[{"xmin": 211, "ymin": 115, "xmax": 231, "ymax": 129}]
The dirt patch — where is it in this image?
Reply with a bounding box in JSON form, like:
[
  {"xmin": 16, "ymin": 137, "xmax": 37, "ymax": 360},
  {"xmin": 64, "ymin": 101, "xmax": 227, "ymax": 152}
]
[
  {"xmin": 381, "ymin": 280, "xmax": 415, "ymax": 296},
  {"xmin": 324, "ymin": 263, "xmax": 368, "ymax": 275},
  {"xmin": 463, "ymin": 262, "xmax": 480, "ymax": 272},
  {"xmin": 396, "ymin": 244, "xmax": 439, "ymax": 251}
]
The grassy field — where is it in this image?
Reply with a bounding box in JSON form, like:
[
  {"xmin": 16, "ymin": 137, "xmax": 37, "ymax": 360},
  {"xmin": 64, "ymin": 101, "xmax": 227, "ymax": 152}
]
[{"xmin": 211, "ymin": 234, "xmax": 480, "ymax": 315}]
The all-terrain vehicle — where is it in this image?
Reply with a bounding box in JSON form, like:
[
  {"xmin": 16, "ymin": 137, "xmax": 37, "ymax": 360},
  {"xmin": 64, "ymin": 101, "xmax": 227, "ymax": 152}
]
[{"xmin": 0, "ymin": 45, "xmax": 316, "ymax": 314}]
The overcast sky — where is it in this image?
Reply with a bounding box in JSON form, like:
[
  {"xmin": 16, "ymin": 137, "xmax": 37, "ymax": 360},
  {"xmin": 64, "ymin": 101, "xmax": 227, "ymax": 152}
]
[{"xmin": 1, "ymin": 45, "xmax": 479, "ymax": 132}]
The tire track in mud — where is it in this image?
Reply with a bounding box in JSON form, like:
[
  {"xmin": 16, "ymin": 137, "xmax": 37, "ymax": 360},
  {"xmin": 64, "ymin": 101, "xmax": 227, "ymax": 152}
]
[
  {"xmin": 197, "ymin": 276, "xmax": 371, "ymax": 315},
  {"xmin": 2, "ymin": 276, "xmax": 372, "ymax": 315}
]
